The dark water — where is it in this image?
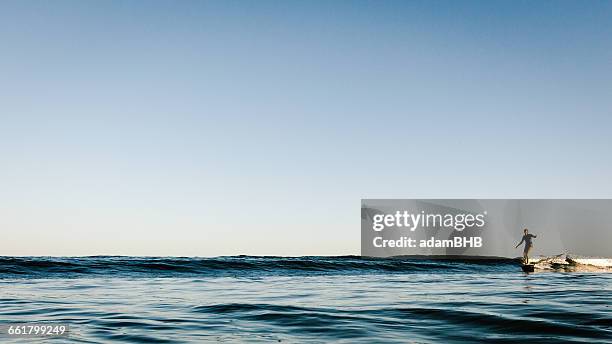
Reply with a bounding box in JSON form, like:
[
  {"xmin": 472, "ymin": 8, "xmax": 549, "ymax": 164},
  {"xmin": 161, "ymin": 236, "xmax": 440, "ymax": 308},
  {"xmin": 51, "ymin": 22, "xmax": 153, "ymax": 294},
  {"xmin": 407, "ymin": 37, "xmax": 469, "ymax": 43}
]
[{"xmin": 0, "ymin": 256, "xmax": 611, "ymax": 343}]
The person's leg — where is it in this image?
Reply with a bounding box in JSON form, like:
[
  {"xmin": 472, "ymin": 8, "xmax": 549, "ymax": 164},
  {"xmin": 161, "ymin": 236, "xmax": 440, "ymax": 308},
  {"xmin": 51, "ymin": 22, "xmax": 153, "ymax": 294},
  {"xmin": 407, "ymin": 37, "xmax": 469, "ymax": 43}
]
[{"xmin": 524, "ymin": 245, "xmax": 532, "ymax": 264}]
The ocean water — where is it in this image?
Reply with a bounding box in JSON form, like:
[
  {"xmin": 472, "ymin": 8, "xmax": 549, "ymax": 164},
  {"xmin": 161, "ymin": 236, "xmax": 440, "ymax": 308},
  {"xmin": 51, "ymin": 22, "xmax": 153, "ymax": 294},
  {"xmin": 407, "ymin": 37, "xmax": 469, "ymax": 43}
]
[{"xmin": 0, "ymin": 256, "xmax": 611, "ymax": 343}]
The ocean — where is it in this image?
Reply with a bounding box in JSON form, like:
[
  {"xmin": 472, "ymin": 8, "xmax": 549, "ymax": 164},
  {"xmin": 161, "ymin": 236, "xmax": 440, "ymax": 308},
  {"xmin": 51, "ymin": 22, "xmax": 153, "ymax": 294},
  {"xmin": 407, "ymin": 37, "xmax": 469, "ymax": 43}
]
[{"xmin": 0, "ymin": 256, "xmax": 611, "ymax": 343}]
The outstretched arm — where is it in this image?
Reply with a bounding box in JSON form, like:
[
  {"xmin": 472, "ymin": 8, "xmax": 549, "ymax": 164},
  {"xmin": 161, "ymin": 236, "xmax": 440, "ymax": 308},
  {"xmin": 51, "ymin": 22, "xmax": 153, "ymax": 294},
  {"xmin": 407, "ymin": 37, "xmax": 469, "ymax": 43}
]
[{"xmin": 515, "ymin": 237, "xmax": 524, "ymax": 248}]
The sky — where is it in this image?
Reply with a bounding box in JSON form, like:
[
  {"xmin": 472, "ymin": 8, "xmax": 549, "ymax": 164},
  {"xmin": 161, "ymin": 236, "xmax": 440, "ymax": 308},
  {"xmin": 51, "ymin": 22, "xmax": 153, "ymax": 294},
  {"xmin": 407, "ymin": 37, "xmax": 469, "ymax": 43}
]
[{"xmin": 1, "ymin": 1, "xmax": 611, "ymax": 256}]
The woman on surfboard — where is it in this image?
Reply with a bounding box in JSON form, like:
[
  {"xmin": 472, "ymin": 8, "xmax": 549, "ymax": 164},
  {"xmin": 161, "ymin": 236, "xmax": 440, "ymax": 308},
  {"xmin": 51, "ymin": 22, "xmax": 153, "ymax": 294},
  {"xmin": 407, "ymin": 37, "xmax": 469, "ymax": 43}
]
[{"xmin": 515, "ymin": 228, "xmax": 537, "ymax": 264}]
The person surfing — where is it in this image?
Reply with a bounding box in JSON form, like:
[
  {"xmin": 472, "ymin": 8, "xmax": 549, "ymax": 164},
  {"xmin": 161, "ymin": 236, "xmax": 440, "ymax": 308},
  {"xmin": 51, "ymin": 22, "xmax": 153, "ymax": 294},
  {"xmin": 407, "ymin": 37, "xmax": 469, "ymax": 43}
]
[{"xmin": 515, "ymin": 228, "xmax": 537, "ymax": 264}]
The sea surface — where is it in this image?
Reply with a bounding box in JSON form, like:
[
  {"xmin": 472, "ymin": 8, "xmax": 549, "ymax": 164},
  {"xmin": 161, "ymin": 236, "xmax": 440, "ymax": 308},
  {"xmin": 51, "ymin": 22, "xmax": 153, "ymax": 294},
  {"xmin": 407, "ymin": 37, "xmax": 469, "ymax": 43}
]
[{"xmin": 0, "ymin": 256, "xmax": 611, "ymax": 343}]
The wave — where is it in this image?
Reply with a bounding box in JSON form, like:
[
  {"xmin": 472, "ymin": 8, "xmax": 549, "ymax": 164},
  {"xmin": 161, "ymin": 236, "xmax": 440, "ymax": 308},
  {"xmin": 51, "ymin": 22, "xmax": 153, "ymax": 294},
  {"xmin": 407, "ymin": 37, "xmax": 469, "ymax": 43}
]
[
  {"xmin": 1, "ymin": 254, "xmax": 608, "ymax": 278},
  {"xmin": 190, "ymin": 302, "xmax": 611, "ymax": 341},
  {"xmin": 531, "ymin": 254, "xmax": 612, "ymax": 272},
  {"xmin": 0, "ymin": 255, "xmax": 517, "ymax": 278}
]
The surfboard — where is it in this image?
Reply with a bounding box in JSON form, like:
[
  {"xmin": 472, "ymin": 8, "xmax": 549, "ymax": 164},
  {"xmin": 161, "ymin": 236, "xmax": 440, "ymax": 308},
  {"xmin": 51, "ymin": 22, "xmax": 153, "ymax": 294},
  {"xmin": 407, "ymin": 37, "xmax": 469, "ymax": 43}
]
[{"xmin": 521, "ymin": 264, "xmax": 535, "ymax": 272}]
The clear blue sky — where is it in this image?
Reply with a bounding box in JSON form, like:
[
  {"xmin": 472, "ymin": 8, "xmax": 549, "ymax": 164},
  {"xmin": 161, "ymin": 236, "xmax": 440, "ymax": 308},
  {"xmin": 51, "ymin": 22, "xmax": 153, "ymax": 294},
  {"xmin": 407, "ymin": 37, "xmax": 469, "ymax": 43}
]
[{"xmin": 1, "ymin": 1, "xmax": 611, "ymax": 256}]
